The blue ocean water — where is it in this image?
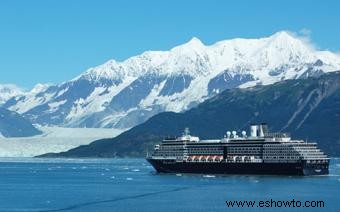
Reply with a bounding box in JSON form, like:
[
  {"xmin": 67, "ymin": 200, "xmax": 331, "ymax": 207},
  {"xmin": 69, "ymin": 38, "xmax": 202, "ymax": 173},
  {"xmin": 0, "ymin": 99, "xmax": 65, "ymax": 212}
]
[{"xmin": 0, "ymin": 158, "xmax": 339, "ymax": 212}]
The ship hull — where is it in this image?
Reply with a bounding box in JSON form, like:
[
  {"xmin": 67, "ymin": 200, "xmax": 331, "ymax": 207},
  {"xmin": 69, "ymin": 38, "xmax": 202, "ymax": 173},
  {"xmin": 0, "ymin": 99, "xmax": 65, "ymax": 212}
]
[{"xmin": 147, "ymin": 159, "xmax": 329, "ymax": 176}]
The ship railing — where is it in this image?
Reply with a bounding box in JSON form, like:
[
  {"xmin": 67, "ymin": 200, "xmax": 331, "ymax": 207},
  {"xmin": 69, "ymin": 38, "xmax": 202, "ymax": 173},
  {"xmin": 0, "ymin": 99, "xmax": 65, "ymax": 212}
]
[
  {"xmin": 263, "ymin": 159, "xmax": 301, "ymax": 163},
  {"xmin": 150, "ymin": 156, "xmax": 177, "ymax": 160},
  {"xmin": 303, "ymin": 157, "xmax": 330, "ymax": 160}
]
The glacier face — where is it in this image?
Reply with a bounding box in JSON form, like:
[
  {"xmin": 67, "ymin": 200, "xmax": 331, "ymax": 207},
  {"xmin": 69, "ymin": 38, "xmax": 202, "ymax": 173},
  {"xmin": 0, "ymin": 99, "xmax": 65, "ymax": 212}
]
[{"xmin": 4, "ymin": 31, "xmax": 340, "ymax": 128}]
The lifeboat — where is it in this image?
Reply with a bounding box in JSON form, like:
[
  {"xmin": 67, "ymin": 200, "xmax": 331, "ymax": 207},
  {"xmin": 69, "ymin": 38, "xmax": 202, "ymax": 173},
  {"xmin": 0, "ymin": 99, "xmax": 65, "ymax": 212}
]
[{"xmin": 215, "ymin": 156, "xmax": 223, "ymax": 162}]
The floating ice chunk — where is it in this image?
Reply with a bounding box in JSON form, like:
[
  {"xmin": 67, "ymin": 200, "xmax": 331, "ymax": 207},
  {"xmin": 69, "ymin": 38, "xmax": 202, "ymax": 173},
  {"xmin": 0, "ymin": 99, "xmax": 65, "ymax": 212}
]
[
  {"xmin": 203, "ymin": 175, "xmax": 216, "ymax": 178},
  {"xmin": 327, "ymin": 174, "xmax": 340, "ymax": 177}
]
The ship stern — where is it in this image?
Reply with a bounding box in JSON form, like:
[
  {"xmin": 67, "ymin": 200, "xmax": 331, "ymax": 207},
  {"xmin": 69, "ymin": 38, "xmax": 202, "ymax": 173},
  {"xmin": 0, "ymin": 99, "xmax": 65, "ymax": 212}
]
[{"xmin": 302, "ymin": 159, "xmax": 329, "ymax": 176}]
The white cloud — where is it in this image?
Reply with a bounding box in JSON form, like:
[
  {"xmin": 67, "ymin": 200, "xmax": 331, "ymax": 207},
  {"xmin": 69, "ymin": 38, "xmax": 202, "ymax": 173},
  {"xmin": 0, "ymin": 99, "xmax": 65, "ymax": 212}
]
[
  {"xmin": 284, "ymin": 28, "xmax": 318, "ymax": 51},
  {"xmin": 299, "ymin": 28, "xmax": 312, "ymax": 38}
]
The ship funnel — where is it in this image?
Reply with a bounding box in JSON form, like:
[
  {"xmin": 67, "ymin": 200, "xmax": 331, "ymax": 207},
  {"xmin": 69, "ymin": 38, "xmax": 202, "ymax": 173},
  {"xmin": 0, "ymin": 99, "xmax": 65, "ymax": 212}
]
[
  {"xmin": 261, "ymin": 123, "xmax": 269, "ymax": 135},
  {"xmin": 256, "ymin": 123, "xmax": 268, "ymax": 137},
  {"xmin": 250, "ymin": 125, "xmax": 258, "ymax": 137},
  {"xmin": 258, "ymin": 125, "xmax": 264, "ymax": 137},
  {"xmin": 260, "ymin": 123, "xmax": 268, "ymax": 136}
]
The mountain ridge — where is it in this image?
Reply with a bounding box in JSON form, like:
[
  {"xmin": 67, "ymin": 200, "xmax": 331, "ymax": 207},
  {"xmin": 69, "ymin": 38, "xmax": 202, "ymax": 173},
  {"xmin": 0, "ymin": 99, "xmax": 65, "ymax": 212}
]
[
  {"xmin": 0, "ymin": 84, "xmax": 23, "ymax": 105},
  {"xmin": 4, "ymin": 31, "xmax": 340, "ymax": 129},
  {"xmin": 0, "ymin": 108, "xmax": 41, "ymax": 137},
  {"xmin": 40, "ymin": 71, "xmax": 340, "ymax": 158}
]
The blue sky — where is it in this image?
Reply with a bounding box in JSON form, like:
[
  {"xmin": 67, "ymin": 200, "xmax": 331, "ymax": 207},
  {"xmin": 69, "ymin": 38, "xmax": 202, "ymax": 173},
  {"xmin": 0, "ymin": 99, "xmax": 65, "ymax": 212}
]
[{"xmin": 1, "ymin": 0, "xmax": 339, "ymax": 89}]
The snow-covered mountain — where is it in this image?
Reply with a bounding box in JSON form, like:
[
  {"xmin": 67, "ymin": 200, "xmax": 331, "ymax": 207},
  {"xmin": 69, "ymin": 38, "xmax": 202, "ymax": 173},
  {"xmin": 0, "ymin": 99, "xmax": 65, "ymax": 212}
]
[
  {"xmin": 0, "ymin": 84, "xmax": 23, "ymax": 105},
  {"xmin": 4, "ymin": 31, "xmax": 340, "ymax": 128}
]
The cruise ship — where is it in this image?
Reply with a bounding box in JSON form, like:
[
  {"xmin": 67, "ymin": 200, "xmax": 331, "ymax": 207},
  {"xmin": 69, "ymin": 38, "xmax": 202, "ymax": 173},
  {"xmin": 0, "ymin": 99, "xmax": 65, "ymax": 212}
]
[{"xmin": 146, "ymin": 124, "xmax": 329, "ymax": 175}]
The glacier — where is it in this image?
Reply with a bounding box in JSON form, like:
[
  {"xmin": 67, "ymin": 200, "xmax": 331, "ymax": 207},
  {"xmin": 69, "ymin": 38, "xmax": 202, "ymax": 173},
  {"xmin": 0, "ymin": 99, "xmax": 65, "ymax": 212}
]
[{"xmin": 0, "ymin": 126, "xmax": 125, "ymax": 157}]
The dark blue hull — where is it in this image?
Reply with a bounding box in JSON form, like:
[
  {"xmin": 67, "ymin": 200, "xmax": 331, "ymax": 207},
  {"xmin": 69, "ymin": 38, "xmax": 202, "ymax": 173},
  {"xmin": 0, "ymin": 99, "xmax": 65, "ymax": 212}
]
[{"xmin": 147, "ymin": 159, "xmax": 329, "ymax": 176}]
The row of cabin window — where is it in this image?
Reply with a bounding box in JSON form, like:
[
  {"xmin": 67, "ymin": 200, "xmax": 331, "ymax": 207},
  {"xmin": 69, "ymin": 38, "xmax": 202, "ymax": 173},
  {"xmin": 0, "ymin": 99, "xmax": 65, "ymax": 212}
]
[
  {"xmin": 227, "ymin": 147, "xmax": 262, "ymax": 151},
  {"xmin": 156, "ymin": 153, "xmax": 183, "ymax": 157},
  {"xmin": 187, "ymin": 151, "xmax": 222, "ymax": 153},
  {"xmin": 187, "ymin": 147, "xmax": 221, "ymax": 151},
  {"xmin": 228, "ymin": 150, "xmax": 262, "ymax": 153},
  {"xmin": 263, "ymin": 156, "xmax": 300, "ymax": 159}
]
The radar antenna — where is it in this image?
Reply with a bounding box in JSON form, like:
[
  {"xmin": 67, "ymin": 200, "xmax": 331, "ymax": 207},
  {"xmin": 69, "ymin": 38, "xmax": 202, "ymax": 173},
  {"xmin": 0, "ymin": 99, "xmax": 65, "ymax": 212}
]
[{"xmin": 184, "ymin": 127, "xmax": 190, "ymax": 136}]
